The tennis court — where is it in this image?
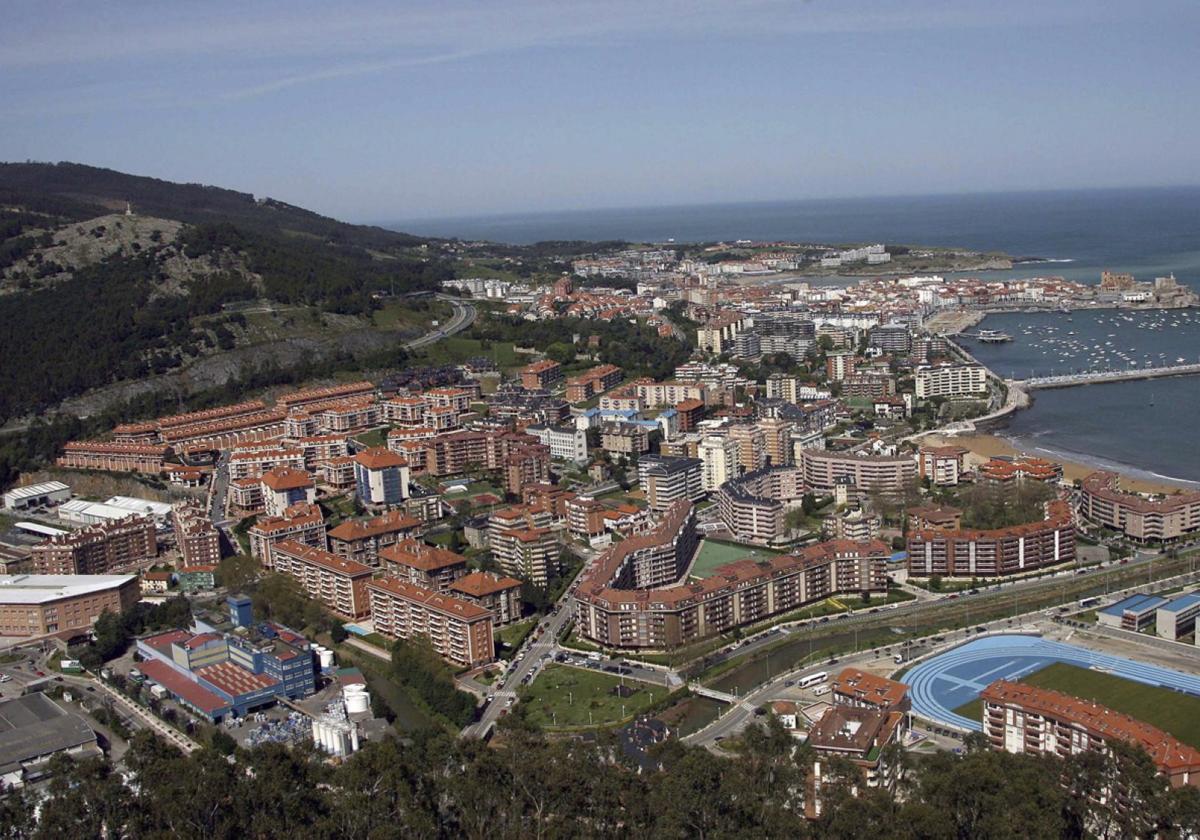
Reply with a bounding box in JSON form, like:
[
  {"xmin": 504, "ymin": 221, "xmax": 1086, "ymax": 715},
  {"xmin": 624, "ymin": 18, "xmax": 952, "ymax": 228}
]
[{"xmin": 903, "ymin": 634, "xmax": 1200, "ymax": 731}]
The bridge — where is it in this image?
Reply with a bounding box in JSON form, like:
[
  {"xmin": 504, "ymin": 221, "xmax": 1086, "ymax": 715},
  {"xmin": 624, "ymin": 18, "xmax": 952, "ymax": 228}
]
[
  {"xmin": 1019, "ymin": 361, "xmax": 1200, "ymax": 390},
  {"xmin": 688, "ymin": 683, "xmax": 738, "ymax": 704}
]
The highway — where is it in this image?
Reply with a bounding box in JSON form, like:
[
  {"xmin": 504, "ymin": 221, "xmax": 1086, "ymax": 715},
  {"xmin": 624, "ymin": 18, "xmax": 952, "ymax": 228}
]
[{"xmin": 404, "ymin": 296, "xmax": 476, "ymax": 350}]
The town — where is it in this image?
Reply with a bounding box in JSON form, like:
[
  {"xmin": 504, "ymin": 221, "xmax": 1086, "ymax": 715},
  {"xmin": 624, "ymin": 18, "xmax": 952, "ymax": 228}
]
[{"xmin": 4, "ymin": 245, "xmax": 1200, "ymax": 836}]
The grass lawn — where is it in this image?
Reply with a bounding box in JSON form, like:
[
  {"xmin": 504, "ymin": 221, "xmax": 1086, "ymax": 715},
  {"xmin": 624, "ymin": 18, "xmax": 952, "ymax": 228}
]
[
  {"xmin": 954, "ymin": 663, "xmax": 1200, "ymax": 747},
  {"xmin": 352, "ymin": 428, "xmax": 389, "ymax": 449},
  {"xmin": 372, "ymin": 299, "xmax": 454, "ymax": 330},
  {"xmin": 690, "ymin": 539, "xmax": 782, "ymax": 579},
  {"xmin": 498, "ymin": 618, "xmax": 537, "ymax": 651},
  {"xmin": 520, "ymin": 665, "xmax": 664, "ymax": 729},
  {"xmin": 413, "ymin": 336, "xmax": 522, "ymax": 371}
]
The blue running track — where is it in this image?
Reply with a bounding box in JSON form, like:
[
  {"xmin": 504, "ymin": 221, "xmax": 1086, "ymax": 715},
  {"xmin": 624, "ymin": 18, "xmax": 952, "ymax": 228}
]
[{"xmin": 902, "ymin": 634, "xmax": 1200, "ymax": 731}]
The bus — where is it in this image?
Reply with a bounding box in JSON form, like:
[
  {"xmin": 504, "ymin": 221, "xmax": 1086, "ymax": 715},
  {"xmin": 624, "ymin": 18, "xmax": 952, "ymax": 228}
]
[
  {"xmin": 1078, "ymin": 596, "xmax": 1102, "ymax": 609},
  {"xmin": 798, "ymin": 671, "xmax": 828, "ymax": 689}
]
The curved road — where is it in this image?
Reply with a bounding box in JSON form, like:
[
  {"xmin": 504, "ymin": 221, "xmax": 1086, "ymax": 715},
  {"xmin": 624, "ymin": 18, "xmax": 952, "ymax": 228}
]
[{"xmin": 404, "ymin": 295, "xmax": 476, "ymax": 350}]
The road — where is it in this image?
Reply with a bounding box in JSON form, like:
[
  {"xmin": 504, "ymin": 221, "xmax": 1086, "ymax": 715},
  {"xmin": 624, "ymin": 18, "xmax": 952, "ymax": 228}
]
[
  {"xmin": 463, "ymin": 598, "xmax": 577, "ymax": 738},
  {"xmin": 684, "ymin": 552, "xmax": 1200, "ymax": 748},
  {"xmin": 404, "ymin": 296, "xmax": 476, "ymax": 350},
  {"xmin": 688, "ymin": 548, "xmax": 1174, "ymax": 681},
  {"xmin": 461, "ymin": 554, "xmax": 595, "ymax": 739}
]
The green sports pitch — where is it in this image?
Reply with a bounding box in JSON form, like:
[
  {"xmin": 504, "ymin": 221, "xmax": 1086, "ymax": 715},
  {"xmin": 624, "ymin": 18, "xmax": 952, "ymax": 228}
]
[{"xmin": 689, "ymin": 539, "xmax": 782, "ymax": 580}]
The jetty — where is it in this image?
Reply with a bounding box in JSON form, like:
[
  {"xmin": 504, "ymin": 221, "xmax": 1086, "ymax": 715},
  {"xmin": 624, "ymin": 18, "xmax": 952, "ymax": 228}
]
[{"xmin": 1018, "ymin": 361, "xmax": 1200, "ymax": 390}]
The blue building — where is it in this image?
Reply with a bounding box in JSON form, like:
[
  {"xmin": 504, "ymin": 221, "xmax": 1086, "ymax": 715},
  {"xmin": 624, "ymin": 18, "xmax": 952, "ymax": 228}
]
[{"xmin": 135, "ymin": 620, "xmax": 319, "ymax": 721}]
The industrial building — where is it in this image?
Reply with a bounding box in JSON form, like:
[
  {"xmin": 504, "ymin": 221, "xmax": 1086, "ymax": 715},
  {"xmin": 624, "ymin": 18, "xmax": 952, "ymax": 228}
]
[
  {"xmin": 0, "ymin": 574, "xmax": 139, "ymax": 637},
  {"xmin": 1156, "ymin": 592, "xmax": 1200, "ymax": 640},
  {"xmin": 1098, "ymin": 593, "xmax": 1169, "ymax": 632},
  {"xmin": 2, "ymin": 481, "xmax": 70, "ymax": 511},
  {"xmin": 136, "ymin": 607, "xmax": 319, "ymax": 722},
  {"xmin": 0, "ymin": 693, "xmax": 101, "ymax": 789}
]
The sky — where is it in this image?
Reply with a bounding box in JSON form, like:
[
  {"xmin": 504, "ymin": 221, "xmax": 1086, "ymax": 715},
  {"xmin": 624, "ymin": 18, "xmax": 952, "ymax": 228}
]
[{"xmin": 2, "ymin": 1, "xmax": 1199, "ymax": 223}]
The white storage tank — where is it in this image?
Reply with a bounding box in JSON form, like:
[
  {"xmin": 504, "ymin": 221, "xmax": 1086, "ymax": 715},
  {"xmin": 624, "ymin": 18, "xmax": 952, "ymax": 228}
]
[
  {"xmin": 344, "ymin": 685, "xmax": 370, "ymax": 715},
  {"xmin": 318, "ymin": 649, "xmax": 335, "ymax": 669}
]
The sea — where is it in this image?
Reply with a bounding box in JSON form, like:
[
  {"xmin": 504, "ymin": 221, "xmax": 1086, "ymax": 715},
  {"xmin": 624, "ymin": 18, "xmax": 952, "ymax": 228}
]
[{"xmin": 387, "ymin": 186, "xmax": 1200, "ymax": 482}]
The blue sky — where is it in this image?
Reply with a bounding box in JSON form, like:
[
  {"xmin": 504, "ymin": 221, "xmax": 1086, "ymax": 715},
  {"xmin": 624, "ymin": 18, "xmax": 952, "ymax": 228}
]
[{"xmin": 2, "ymin": 1, "xmax": 1198, "ymax": 222}]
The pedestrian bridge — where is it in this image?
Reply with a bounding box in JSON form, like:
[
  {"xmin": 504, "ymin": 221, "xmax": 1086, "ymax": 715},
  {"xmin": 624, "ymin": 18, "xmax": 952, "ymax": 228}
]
[
  {"xmin": 1020, "ymin": 361, "xmax": 1200, "ymax": 390},
  {"xmin": 689, "ymin": 683, "xmax": 738, "ymax": 704}
]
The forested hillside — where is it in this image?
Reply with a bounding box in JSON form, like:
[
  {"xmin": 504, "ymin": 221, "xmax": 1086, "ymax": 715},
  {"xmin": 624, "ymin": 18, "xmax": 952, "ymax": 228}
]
[
  {"xmin": 0, "ymin": 163, "xmax": 452, "ymax": 423},
  {"xmin": 7, "ymin": 717, "xmax": 1200, "ymax": 839}
]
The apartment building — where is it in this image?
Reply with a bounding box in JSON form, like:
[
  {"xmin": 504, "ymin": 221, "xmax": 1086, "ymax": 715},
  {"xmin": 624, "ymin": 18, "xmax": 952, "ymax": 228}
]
[
  {"xmin": 379, "ymin": 539, "xmax": 468, "ymax": 592},
  {"xmin": 698, "ymin": 435, "xmax": 740, "ymax": 492},
  {"xmin": 825, "ymin": 351, "xmax": 858, "ymax": 382},
  {"xmin": 982, "ymin": 680, "xmax": 1200, "ymax": 789},
  {"xmin": 490, "ymin": 527, "xmax": 559, "ymax": 586},
  {"xmin": 799, "ymin": 449, "xmax": 917, "ymax": 495},
  {"xmin": 260, "ymin": 468, "xmax": 317, "ymax": 517},
  {"xmin": 448, "ymin": 571, "xmax": 523, "ymax": 627},
  {"xmin": 326, "ymin": 510, "xmax": 422, "ymax": 567},
  {"xmin": 637, "ymin": 455, "xmax": 704, "ymax": 513},
  {"xmin": 276, "ymin": 381, "xmax": 375, "ymax": 411},
  {"xmin": 229, "ymin": 446, "xmax": 306, "ymax": 481},
  {"xmin": 636, "ymin": 380, "xmax": 706, "ymax": 409},
  {"xmin": 353, "ymin": 447, "xmax": 410, "ymax": 506},
  {"xmin": 32, "ymin": 517, "xmax": 157, "ymax": 575},
  {"xmin": 727, "ymin": 423, "xmax": 767, "ymax": 474},
  {"xmin": 564, "ymin": 364, "xmax": 623, "ymax": 403},
  {"xmin": 914, "ymin": 363, "xmax": 987, "ymax": 399},
  {"xmin": 805, "ymin": 706, "xmax": 905, "ymax": 819},
  {"xmin": 1079, "ymin": 471, "xmax": 1200, "ymax": 542},
  {"xmin": 979, "ymin": 456, "xmax": 1063, "ymax": 486},
  {"xmin": 918, "ymin": 445, "xmax": 969, "ymax": 486},
  {"xmin": 248, "ymin": 503, "xmax": 327, "ymax": 567},
  {"xmin": 519, "ymin": 359, "xmax": 563, "ymax": 391},
  {"xmin": 56, "ymin": 441, "xmax": 172, "ymax": 474},
  {"xmin": 907, "ymin": 500, "xmax": 1076, "ymax": 578},
  {"xmin": 714, "ymin": 466, "xmax": 805, "ymax": 545},
  {"xmin": 575, "ymin": 510, "xmax": 887, "ymax": 648},
  {"xmin": 599, "ymin": 422, "xmax": 652, "ymax": 459},
  {"xmin": 366, "ymin": 577, "xmax": 494, "ymax": 669},
  {"xmin": 172, "ymin": 502, "xmax": 221, "ymax": 568},
  {"xmin": 270, "ymin": 540, "xmax": 373, "ymax": 620}
]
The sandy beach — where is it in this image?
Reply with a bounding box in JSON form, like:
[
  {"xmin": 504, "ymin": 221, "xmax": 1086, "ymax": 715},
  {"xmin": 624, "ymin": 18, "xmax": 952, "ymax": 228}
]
[{"xmin": 920, "ymin": 432, "xmax": 1190, "ymax": 496}]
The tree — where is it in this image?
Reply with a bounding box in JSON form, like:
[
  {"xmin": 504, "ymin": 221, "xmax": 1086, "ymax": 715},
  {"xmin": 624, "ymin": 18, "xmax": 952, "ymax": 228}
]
[
  {"xmin": 330, "ymin": 623, "xmax": 349, "ymax": 644},
  {"xmin": 217, "ymin": 554, "xmax": 258, "ymax": 592},
  {"xmin": 545, "ymin": 342, "xmax": 576, "ymax": 365}
]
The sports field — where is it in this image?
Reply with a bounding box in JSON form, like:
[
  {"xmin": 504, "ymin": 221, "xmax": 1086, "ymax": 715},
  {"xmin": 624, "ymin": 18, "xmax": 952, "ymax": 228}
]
[
  {"xmin": 689, "ymin": 539, "xmax": 781, "ymax": 579},
  {"xmin": 905, "ymin": 635, "xmax": 1200, "ymax": 732}
]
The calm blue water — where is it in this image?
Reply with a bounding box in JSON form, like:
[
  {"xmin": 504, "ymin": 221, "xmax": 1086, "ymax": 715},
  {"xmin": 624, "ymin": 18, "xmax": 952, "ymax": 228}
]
[
  {"xmin": 389, "ymin": 186, "xmax": 1200, "ymax": 285},
  {"xmin": 391, "ymin": 187, "xmax": 1200, "ymax": 481}
]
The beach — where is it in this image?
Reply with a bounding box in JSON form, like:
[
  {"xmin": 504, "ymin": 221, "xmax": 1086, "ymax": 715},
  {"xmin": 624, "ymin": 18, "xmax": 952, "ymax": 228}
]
[{"xmin": 919, "ymin": 432, "xmax": 1190, "ymax": 496}]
